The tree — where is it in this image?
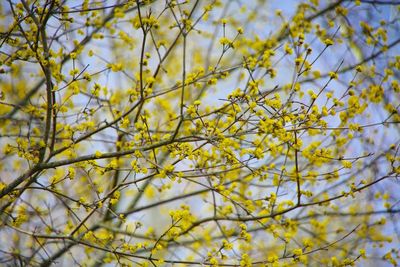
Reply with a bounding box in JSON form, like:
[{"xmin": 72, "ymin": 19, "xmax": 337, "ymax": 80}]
[{"xmin": 0, "ymin": 0, "xmax": 399, "ymax": 266}]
